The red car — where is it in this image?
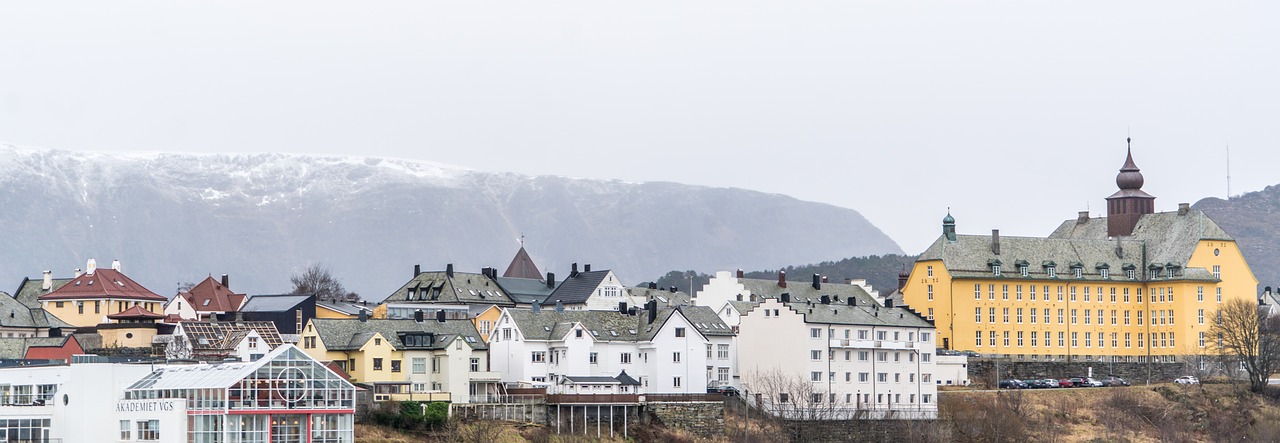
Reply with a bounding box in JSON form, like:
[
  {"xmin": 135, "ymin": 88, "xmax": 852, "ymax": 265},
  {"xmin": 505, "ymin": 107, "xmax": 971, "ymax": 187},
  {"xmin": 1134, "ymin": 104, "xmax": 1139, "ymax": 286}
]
[{"xmin": 1057, "ymin": 379, "xmax": 1074, "ymax": 388}]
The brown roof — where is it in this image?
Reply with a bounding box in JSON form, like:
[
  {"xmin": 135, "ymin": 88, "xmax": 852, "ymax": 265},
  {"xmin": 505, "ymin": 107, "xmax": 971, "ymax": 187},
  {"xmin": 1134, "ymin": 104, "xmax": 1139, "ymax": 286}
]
[
  {"xmin": 37, "ymin": 268, "xmax": 167, "ymax": 302},
  {"xmin": 107, "ymin": 305, "xmax": 165, "ymax": 320},
  {"xmin": 176, "ymin": 276, "xmax": 247, "ymax": 313},
  {"xmin": 503, "ymin": 247, "xmax": 544, "ymax": 280}
]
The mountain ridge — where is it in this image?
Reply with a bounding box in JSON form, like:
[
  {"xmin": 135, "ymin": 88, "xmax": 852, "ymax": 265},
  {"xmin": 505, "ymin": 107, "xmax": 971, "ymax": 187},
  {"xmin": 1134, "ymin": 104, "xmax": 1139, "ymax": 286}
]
[{"xmin": 0, "ymin": 144, "xmax": 903, "ymax": 300}]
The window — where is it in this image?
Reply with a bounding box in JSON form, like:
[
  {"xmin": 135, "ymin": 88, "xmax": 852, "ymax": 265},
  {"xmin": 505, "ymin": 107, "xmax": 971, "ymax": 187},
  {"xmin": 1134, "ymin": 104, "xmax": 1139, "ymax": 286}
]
[
  {"xmin": 1213, "ymin": 265, "xmax": 1221, "ymax": 279},
  {"xmin": 927, "ymin": 266, "xmax": 933, "ymax": 277},
  {"xmin": 811, "ymin": 328, "xmax": 821, "ymax": 338},
  {"xmin": 812, "ymin": 371, "xmax": 822, "ymax": 381},
  {"xmin": 1031, "ymin": 331, "xmax": 1038, "ymax": 347},
  {"xmin": 1020, "ymin": 266, "xmax": 1029, "ymax": 277},
  {"xmin": 374, "ymin": 338, "xmax": 381, "ymax": 346},
  {"xmin": 120, "ymin": 420, "xmax": 131, "ymax": 440},
  {"xmin": 1003, "ymin": 308, "xmax": 1010, "ymax": 323},
  {"xmin": 1125, "ymin": 333, "xmax": 1131, "ymax": 348},
  {"xmin": 673, "ymin": 352, "xmax": 681, "ymax": 363},
  {"xmin": 391, "ymin": 360, "xmax": 401, "ymax": 373},
  {"xmin": 878, "ymin": 351, "xmax": 888, "ymax": 361},
  {"xmin": 1074, "ymin": 267, "xmax": 1083, "ymax": 279},
  {"xmin": 675, "ymin": 327, "xmax": 685, "ymax": 337},
  {"xmin": 921, "ymin": 332, "xmax": 931, "ymax": 342},
  {"xmin": 1017, "ymin": 332, "xmax": 1024, "ymax": 347},
  {"xmin": 1071, "ymin": 287, "xmax": 1077, "ymax": 302},
  {"xmin": 927, "ymin": 285, "xmax": 933, "ymax": 300},
  {"xmin": 1071, "ymin": 309, "xmax": 1077, "ymax": 324},
  {"xmin": 1057, "ymin": 286, "xmax": 1064, "ymax": 301},
  {"xmin": 990, "ymin": 284, "xmax": 996, "ymax": 300},
  {"xmin": 708, "ymin": 344, "xmax": 714, "ymax": 358},
  {"xmin": 878, "ymin": 373, "xmax": 888, "ymax": 382},
  {"xmin": 989, "ymin": 308, "xmax": 996, "ymax": 323},
  {"xmin": 975, "ymin": 284, "xmax": 981, "ymax": 300},
  {"xmin": 78, "ymin": 302, "xmax": 84, "ymax": 314},
  {"xmin": 413, "ymin": 358, "xmax": 426, "ymax": 374},
  {"xmin": 877, "ymin": 331, "xmax": 887, "ymax": 340},
  {"xmin": 373, "ymin": 358, "xmax": 383, "ymax": 371},
  {"xmin": 718, "ymin": 344, "xmax": 730, "ymax": 359},
  {"xmin": 1071, "ymin": 332, "xmax": 1078, "ymax": 347},
  {"xmin": 976, "ymin": 331, "xmax": 982, "ymax": 347},
  {"xmin": 1101, "ymin": 268, "xmax": 1110, "ymax": 279},
  {"xmin": 859, "ymin": 372, "xmax": 870, "ymax": 382},
  {"xmin": 1084, "ymin": 309, "xmax": 1090, "ymax": 325},
  {"xmin": 1002, "ymin": 285, "xmax": 1009, "ymax": 300},
  {"xmin": 1198, "ymin": 309, "xmax": 1204, "ymax": 324},
  {"xmin": 1017, "ymin": 308, "xmax": 1023, "ymax": 323},
  {"xmin": 137, "ymin": 420, "xmax": 160, "ymax": 441},
  {"xmin": 993, "ymin": 265, "xmax": 1001, "ymax": 276},
  {"xmin": 1111, "ymin": 310, "xmax": 1117, "ymax": 325},
  {"xmin": 621, "ymin": 353, "xmax": 632, "ymax": 364},
  {"xmin": 1058, "ymin": 332, "xmax": 1065, "ymax": 347},
  {"xmin": 1047, "ymin": 267, "xmax": 1057, "ymax": 278},
  {"xmin": 990, "ymin": 331, "xmax": 996, "ymax": 347},
  {"xmin": 532, "ymin": 351, "xmax": 547, "ymax": 363},
  {"xmin": 1058, "ymin": 309, "xmax": 1065, "ymax": 324},
  {"xmin": 1084, "ymin": 287, "xmax": 1090, "ymax": 302},
  {"xmin": 1199, "ymin": 331, "xmax": 1206, "ymax": 348},
  {"xmin": 922, "ymin": 353, "xmax": 932, "ymax": 363},
  {"xmin": 1031, "ymin": 309, "xmax": 1037, "ymax": 324},
  {"xmin": 1138, "ymin": 311, "xmax": 1143, "ymax": 325},
  {"xmin": 672, "ymin": 376, "xmax": 682, "ymax": 388},
  {"xmin": 1112, "ymin": 332, "xmax": 1118, "ymax": 348},
  {"xmin": 1217, "ymin": 287, "xmax": 1223, "ymax": 303},
  {"xmin": 470, "ymin": 358, "xmax": 480, "ymax": 372},
  {"xmin": 1085, "ymin": 332, "xmax": 1091, "ymax": 347},
  {"xmin": 811, "ymin": 350, "xmax": 822, "ymax": 360},
  {"xmin": 858, "ymin": 351, "xmax": 869, "ymax": 361},
  {"xmin": 303, "ymin": 336, "xmax": 316, "ymax": 349}
]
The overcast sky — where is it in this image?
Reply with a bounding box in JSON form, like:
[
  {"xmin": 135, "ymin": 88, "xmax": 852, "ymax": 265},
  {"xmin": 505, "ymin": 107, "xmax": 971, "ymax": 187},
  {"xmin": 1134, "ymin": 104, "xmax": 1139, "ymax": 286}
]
[{"xmin": 2, "ymin": 2, "xmax": 1277, "ymax": 255}]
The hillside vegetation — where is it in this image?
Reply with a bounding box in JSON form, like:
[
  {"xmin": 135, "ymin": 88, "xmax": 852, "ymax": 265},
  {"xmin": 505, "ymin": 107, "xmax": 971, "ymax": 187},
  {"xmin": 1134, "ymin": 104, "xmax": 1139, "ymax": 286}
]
[{"xmin": 1197, "ymin": 186, "xmax": 1280, "ymax": 289}]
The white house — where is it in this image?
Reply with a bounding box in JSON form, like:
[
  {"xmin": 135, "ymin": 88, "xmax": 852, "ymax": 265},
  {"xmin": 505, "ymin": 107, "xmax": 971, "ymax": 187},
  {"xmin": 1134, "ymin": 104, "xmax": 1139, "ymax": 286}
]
[
  {"xmin": 488, "ymin": 302, "xmax": 735, "ymax": 395},
  {"xmin": 701, "ymin": 270, "xmax": 939, "ymax": 420},
  {"xmin": 543, "ymin": 264, "xmax": 643, "ymax": 312}
]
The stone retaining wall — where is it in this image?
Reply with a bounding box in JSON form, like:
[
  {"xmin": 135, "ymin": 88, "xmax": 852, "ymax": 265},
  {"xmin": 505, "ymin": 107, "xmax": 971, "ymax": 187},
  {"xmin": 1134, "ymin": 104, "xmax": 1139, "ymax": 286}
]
[
  {"xmin": 646, "ymin": 402, "xmax": 725, "ymax": 438},
  {"xmin": 969, "ymin": 359, "xmax": 1187, "ymax": 386}
]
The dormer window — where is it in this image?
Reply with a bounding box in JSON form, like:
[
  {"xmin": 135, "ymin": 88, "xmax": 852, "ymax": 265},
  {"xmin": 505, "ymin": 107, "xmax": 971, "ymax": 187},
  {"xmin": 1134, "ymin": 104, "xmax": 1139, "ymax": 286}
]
[
  {"xmin": 1127, "ymin": 270, "xmax": 1136, "ymax": 279},
  {"xmin": 988, "ymin": 259, "xmax": 1002, "ymax": 277},
  {"xmin": 1100, "ymin": 269, "xmax": 1110, "ymax": 279},
  {"xmin": 1019, "ymin": 266, "xmax": 1029, "ymax": 277},
  {"xmin": 1015, "ymin": 260, "xmax": 1030, "ymax": 277},
  {"xmin": 1074, "ymin": 268, "xmax": 1083, "ymax": 279},
  {"xmin": 1047, "ymin": 267, "xmax": 1057, "ymax": 278},
  {"xmin": 1167, "ymin": 264, "xmax": 1181, "ymax": 278}
]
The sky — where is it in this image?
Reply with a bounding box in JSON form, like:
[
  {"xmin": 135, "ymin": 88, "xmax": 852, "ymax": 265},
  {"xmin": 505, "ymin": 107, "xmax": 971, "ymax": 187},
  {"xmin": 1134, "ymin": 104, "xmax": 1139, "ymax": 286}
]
[{"xmin": 2, "ymin": 2, "xmax": 1277, "ymax": 255}]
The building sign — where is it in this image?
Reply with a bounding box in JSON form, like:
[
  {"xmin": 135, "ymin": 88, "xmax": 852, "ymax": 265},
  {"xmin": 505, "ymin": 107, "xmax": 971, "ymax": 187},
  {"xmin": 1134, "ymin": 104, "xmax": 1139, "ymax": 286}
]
[{"xmin": 116, "ymin": 399, "xmax": 177, "ymax": 413}]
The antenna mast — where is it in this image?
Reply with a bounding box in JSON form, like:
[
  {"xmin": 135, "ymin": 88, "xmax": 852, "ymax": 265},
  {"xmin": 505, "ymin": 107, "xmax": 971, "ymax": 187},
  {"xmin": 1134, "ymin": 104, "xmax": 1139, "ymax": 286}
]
[{"xmin": 1226, "ymin": 144, "xmax": 1232, "ymax": 199}]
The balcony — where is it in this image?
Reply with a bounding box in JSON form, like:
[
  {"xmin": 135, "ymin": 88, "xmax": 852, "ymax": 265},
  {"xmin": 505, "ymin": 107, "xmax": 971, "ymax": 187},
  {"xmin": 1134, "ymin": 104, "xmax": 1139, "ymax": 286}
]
[
  {"xmin": 829, "ymin": 339, "xmax": 921, "ymax": 351},
  {"xmin": 468, "ymin": 371, "xmax": 502, "ymax": 381}
]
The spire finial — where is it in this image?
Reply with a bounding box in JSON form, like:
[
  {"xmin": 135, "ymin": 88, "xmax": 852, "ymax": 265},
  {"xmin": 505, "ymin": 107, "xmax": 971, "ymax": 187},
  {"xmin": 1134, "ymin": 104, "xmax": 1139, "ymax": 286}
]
[{"xmin": 520, "ymin": 233, "xmax": 525, "ymax": 247}]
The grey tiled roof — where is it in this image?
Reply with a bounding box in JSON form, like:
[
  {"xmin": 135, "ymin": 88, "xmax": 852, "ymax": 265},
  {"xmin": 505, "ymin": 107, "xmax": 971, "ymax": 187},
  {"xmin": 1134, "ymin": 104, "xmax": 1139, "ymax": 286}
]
[
  {"xmin": 627, "ymin": 287, "xmax": 692, "ymax": 307},
  {"xmin": 382, "ymin": 271, "xmax": 515, "ymax": 307},
  {"xmin": 726, "ymin": 278, "xmax": 931, "ymax": 328},
  {"xmin": 506, "ymin": 305, "xmax": 734, "ymax": 342},
  {"xmin": 562, "ymin": 376, "xmax": 620, "ymax": 384},
  {"xmin": 919, "ymin": 210, "xmax": 1229, "ymax": 283},
  {"xmin": 310, "ymin": 318, "xmax": 488, "ymax": 351},
  {"xmin": 0, "ymin": 336, "xmax": 74, "ymax": 359},
  {"xmin": 0, "ymin": 290, "xmax": 73, "ymax": 330},
  {"xmin": 547, "ymin": 270, "xmax": 610, "ymax": 304},
  {"xmin": 12, "ymin": 277, "xmax": 72, "ymax": 309},
  {"xmin": 316, "ymin": 301, "xmax": 374, "ymax": 316},
  {"xmin": 494, "ymin": 277, "xmax": 557, "ymax": 305}
]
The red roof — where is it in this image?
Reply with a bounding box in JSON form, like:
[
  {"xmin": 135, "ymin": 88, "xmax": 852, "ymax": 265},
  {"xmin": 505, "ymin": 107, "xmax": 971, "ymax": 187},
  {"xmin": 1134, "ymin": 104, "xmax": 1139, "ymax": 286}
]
[
  {"xmin": 37, "ymin": 268, "xmax": 167, "ymax": 302},
  {"xmin": 24, "ymin": 336, "xmax": 84, "ymax": 361},
  {"xmin": 107, "ymin": 305, "xmax": 164, "ymax": 320},
  {"xmin": 176, "ymin": 276, "xmax": 247, "ymax": 313},
  {"xmin": 324, "ymin": 361, "xmax": 353, "ymax": 380}
]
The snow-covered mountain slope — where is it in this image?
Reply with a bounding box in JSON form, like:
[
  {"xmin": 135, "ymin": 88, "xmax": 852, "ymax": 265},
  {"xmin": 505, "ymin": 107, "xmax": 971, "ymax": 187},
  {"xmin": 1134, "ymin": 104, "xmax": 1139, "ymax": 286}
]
[{"xmin": 0, "ymin": 144, "xmax": 902, "ymax": 299}]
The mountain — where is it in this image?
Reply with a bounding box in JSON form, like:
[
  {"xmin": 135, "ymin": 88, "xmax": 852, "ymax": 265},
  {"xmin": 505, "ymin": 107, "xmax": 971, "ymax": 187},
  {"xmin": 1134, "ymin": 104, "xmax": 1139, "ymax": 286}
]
[
  {"xmin": 0, "ymin": 144, "xmax": 903, "ymax": 300},
  {"xmin": 1195, "ymin": 185, "xmax": 1280, "ymax": 289}
]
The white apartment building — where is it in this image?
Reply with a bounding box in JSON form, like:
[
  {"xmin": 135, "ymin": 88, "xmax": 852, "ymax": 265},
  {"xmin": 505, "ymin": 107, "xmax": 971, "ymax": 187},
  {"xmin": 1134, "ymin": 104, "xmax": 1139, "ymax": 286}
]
[
  {"xmin": 700, "ymin": 270, "xmax": 938, "ymax": 419},
  {"xmin": 488, "ymin": 302, "xmax": 735, "ymax": 395}
]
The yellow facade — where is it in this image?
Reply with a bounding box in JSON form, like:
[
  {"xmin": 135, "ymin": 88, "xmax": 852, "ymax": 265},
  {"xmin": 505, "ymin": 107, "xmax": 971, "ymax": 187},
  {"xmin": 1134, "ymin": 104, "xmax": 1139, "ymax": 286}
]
[
  {"xmin": 904, "ymin": 235, "xmax": 1258, "ymax": 362},
  {"xmin": 41, "ymin": 300, "xmax": 163, "ymax": 328},
  {"xmin": 99, "ymin": 326, "xmax": 158, "ymax": 348},
  {"xmin": 315, "ymin": 305, "xmax": 357, "ymax": 319},
  {"xmin": 471, "ymin": 306, "xmax": 501, "ymax": 343}
]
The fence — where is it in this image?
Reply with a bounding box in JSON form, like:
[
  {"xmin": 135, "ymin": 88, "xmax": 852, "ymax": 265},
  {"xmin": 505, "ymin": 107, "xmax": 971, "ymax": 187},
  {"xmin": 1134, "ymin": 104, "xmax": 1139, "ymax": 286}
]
[{"xmin": 546, "ymin": 394, "xmax": 639, "ymax": 404}]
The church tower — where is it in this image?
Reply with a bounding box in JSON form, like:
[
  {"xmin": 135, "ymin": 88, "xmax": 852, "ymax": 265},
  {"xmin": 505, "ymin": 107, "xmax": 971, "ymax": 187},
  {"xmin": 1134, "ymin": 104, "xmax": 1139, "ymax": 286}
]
[{"xmin": 1105, "ymin": 139, "xmax": 1155, "ymax": 237}]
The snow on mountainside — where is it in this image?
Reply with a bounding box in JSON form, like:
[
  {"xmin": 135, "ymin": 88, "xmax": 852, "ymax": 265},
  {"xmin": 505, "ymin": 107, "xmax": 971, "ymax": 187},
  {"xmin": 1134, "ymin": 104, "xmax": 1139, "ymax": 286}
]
[{"xmin": 0, "ymin": 144, "xmax": 902, "ymax": 299}]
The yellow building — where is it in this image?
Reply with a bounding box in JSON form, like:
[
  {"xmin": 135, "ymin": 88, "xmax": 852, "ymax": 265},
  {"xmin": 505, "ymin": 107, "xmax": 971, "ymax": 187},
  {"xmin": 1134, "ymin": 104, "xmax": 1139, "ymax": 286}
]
[
  {"xmin": 299, "ymin": 316, "xmax": 501, "ymax": 403},
  {"xmin": 903, "ymin": 147, "xmax": 1258, "ymax": 363},
  {"xmin": 36, "ymin": 260, "xmax": 167, "ymax": 328}
]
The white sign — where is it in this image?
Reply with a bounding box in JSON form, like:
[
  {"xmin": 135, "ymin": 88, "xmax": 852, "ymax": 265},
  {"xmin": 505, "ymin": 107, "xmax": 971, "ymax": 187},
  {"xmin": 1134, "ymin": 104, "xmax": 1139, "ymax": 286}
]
[{"xmin": 116, "ymin": 400, "xmax": 177, "ymax": 413}]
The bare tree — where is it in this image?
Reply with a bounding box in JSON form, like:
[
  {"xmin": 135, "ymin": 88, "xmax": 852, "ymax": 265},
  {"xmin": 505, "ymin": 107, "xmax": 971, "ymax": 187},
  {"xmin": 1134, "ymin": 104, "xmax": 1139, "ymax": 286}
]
[
  {"xmin": 1209, "ymin": 298, "xmax": 1280, "ymax": 392},
  {"xmin": 290, "ymin": 264, "xmax": 358, "ymax": 302},
  {"xmin": 743, "ymin": 368, "xmax": 836, "ymax": 421}
]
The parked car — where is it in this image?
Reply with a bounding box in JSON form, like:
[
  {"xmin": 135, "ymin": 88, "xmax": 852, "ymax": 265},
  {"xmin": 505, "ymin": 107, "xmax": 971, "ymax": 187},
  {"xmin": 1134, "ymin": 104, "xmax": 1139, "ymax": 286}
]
[
  {"xmin": 1100, "ymin": 376, "xmax": 1130, "ymax": 387},
  {"xmin": 1058, "ymin": 378, "xmax": 1075, "ymax": 388},
  {"xmin": 998, "ymin": 379, "xmax": 1029, "ymax": 389},
  {"xmin": 1068, "ymin": 377, "xmax": 1087, "ymax": 387},
  {"xmin": 963, "ymin": 350, "xmax": 982, "ymax": 358},
  {"xmin": 707, "ymin": 386, "xmax": 740, "ymax": 396},
  {"xmin": 1175, "ymin": 376, "xmax": 1200, "ymax": 385},
  {"xmin": 1084, "ymin": 378, "xmax": 1105, "ymax": 387},
  {"xmin": 1030, "ymin": 379, "xmax": 1058, "ymax": 389}
]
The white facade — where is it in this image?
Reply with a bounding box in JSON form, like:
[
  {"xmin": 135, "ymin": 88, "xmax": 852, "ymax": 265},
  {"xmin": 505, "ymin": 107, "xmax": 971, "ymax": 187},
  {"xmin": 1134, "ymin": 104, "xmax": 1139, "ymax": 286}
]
[
  {"xmin": 738, "ymin": 298, "xmax": 938, "ymax": 420},
  {"xmin": 0, "ymin": 345, "xmax": 355, "ymax": 442},
  {"xmin": 697, "ymin": 271, "xmax": 752, "ymax": 317},
  {"xmin": 488, "ymin": 307, "xmax": 731, "ymax": 395},
  {"xmin": 162, "ymin": 296, "xmax": 199, "ymax": 321},
  {"xmin": 935, "ymin": 355, "xmax": 971, "ymax": 386},
  {"xmin": 575, "ymin": 271, "xmax": 643, "ymax": 312}
]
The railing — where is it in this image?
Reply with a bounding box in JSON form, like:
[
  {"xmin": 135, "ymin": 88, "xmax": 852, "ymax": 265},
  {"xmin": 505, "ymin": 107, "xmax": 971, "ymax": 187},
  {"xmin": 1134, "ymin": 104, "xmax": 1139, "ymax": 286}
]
[
  {"xmin": 384, "ymin": 392, "xmax": 451, "ymax": 402},
  {"xmin": 644, "ymin": 393, "xmax": 726, "ymax": 402},
  {"xmin": 546, "ymin": 394, "xmax": 640, "ymax": 404},
  {"xmin": 469, "ymin": 394, "xmax": 545, "ymax": 404},
  {"xmin": 758, "ymin": 405, "xmax": 938, "ymax": 420}
]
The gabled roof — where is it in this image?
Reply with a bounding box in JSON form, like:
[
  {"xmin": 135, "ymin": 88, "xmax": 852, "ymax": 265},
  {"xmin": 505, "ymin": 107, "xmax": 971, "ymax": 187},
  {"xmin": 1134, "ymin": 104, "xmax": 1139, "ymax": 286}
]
[
  {"xmin": 382, "ymin": 270, "xmax": 515, "ymax": 306},
  {"xmin": 176, "ymin": 276, "xmax": 247, "ymax": 313},
  {"xmin": 615, "ymin": 370, "xmax": 640, "ymax": 386},
  {"xmin": 37, "ymin": 268, "xmax": 167, "ymax": 302},
  {"xmin": 494, "ymin": 277, "xmax": 558, "ymax": 305},
  {"xmin": 503, "ymin": 247, "xmax": 544, "ymax": 280},
  {"xmin": 0, "ymin": 336, "xmax": 79, "ymax": 360},
  {"xmin": 107, "ymin": 305, "xmax": 165, "ymax": 320},
  {"xmin": 731, "ymin": 278, "xmax": 930, "ymax": 328},
  {"xmin": 13, "ymin": 277, "xmax": 72, "ymax": 309},
  {"xmin": 919, "ymin": 210, "xmax": 1230, "ymax": 282},
  {"xmin": 504, "ymin": 305, "xmax": 734, "ymax": 343},
  {"xmin": 309, "ymin": 318, "xmax": 488, "ymax": 351},
  {"xmin": 316, "ymin": 300, "xmax": 374, "ymax": 316},
  {"xmin": 547, "ymin": 270, "xmax": 612, "ymax": 304},
  {"xmin": 177, "ymin": 321, "xmax": 284, "ymax": 353},
  {"xmin": 238, "ymin": 294, "xmax": 312, "ymax": 312},
  {"xmin": 676, "ymin": 305, "xmax": 736, "ymax": 337},
  {"xmin": 561, "ymin": 375, "xmax": 620, "ymax": 384},
  {"xmin": 0, "ymin": 290, "xmax": 73, "ymax": 329},
  {"xmin": 628, "ymin": 287, "xmax": 692, "ymax": 307}
]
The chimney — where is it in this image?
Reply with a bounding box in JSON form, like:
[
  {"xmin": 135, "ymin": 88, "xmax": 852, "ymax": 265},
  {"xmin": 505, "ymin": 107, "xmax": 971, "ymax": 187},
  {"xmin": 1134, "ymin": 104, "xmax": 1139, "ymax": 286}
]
[
  {"xmin": 414, "ymin": 309, "xmax": 424, "ymax": 322},
  {"xmin": 822, "ymin": 276, "xmax": 829, "ymax": 284},
  {"xmin": 820, "ymin": 295, "xmax": 830, "ymax": 305},
  {"xmin": 897, "ymin": 270, "xmax": 909, "ymax": 291},
  {"xmin": 619, "ymin": 302, "xmax": 628, "ymax": 314},
  {"xmin": 546, "ymin": 272, "xmax": 556, "ymax": 288},
  {"xmin": 780, "ymin": 293, "xmax": 791, "ymax": 303},
  {"xmin": 778, "ymin": 271, "xmax": 787, "ymax": 288},
  {"xmin": 1077, "ymin": 211, "xmax": 1090, "ymax": 224},
  {"xmin": 1115, "ymin": 238, "xmax": 1124, "ymax": 259},
  {"xmin": 532, "ymin": 302, "xmax": 541, "ymax": 313},
  {"xmin": 627, "ymin": 308, "xmax": 637, "ymax": 316},
  {"xmin": 647, "ymin": 301, "xmax": 657, "ymax": 324},
  {"xmin": 414, "ymin": 264, "xmax": 421, "ymax": 277},
  {"xmin": 445, "ymin": 264, "xmax": 454, "ymax": 278},
  {"xmin": 358, "ymin": 310, "xmax": 368, "ymax": 322},
  {"xmin": 555, "ymin": 300, "xmax": 564, "ymax": 313},
  {"xmin": 221, "ymin": 274, "xmax": 229, "ymax": 288},
  {"xmin": 648, "ymin": 282, "xmax": 657, "ymax": 290},
  {"xmin": 812, "ymin": 274, "xmax": 821, "ymax": 290},
  {"xmin": 111, "ymin": 259, "xmax": 121, "ymax": 271},
  {"xmin": 1178, "ymin": 203, "xmax": 1190, "ymax": 216},
  {"xmin": 736, "ymin": 269, "xmax": 744, "ymax": 279},
  {"xmin": 669, "ymin": 286, "xmax": 676, "ymax": 293},
  {"xmin": 86, "ymin": 258, "xmax": 97, "ymax": 274},
  {"xmin": 848, "ymin": 297, "xmax": 856, "ymax": 306},
  {"xmin": 584, "ymin": 264, "xmax": 591, "ymax": 273},
  {"xmin": 436, "ymin": 309, "xmax": 446, "ymax": 323},
  {"xmin": 991, "ymin": 229, "xmax": 1001, "ymax": 255},
  {"xmin": 41, "ymin": 271, "xmax": 52, "ymax": 291},
  {"xmin": 74, "ymin": 268, "xmax": 82, "ymax": 278}
]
